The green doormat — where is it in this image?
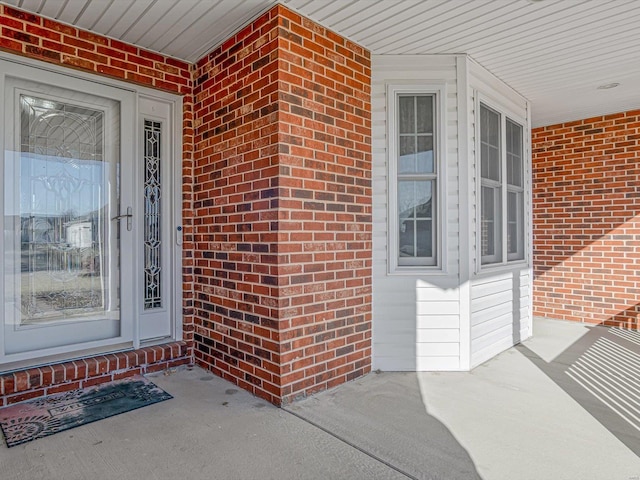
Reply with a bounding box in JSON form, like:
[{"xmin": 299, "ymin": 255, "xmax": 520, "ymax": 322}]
[{"xmin": 0, "ymin": 375, "xmax": 172, "ymax": 447}]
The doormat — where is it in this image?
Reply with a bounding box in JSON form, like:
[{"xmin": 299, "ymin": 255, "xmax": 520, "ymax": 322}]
[{"xmin": 0, "ymin": 375, "xmax": 172, "ymax": 447}]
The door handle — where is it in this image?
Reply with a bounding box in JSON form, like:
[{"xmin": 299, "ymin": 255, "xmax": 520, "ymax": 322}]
[{"xmin": 111, "ymin": 206, "xmax": 133, "ymax": 231}]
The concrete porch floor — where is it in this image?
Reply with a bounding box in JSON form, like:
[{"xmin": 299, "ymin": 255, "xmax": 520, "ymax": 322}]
[{"xmin": 1, "ymin": 318, "xmax": 639, "ymax": 480}]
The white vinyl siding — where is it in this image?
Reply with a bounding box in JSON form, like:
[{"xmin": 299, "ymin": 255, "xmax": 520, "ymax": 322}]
[
  {"xmin": 468, "ymin": 59, "xmax": 532, "ymax": 368},
  {"xmin": 372, "ymin": 55, "xmax": 531, "ymax": 373},
  {"xmin": 372, "ymin": 55, "xmax": 460, "ymax": 371},
  {"xmin": 470, "ymin": 269, "xmax": 531, "ymax": 367}
]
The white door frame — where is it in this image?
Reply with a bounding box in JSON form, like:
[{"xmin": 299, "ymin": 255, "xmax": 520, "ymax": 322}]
[
  {"xmin": 0, "ymin": 52, "xmax": 183, "ymax": 371},
  {"xmin": 137, "ymin": 95, "xmax": 183, "ymax": 345}
]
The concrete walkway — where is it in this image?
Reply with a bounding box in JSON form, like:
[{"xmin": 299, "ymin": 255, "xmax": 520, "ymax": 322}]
[
  {"xmin": 1, "ymin": 318, "xmax": 639, "ymax": 479},
  {"xmin": 290, "ymin": 318, "xmax": 640, "ymax": 480}
]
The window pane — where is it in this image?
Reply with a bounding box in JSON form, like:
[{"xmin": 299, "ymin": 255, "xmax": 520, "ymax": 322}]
[
  {"xmin": 399, "ymin": 181, "xmax": 433, "ymax": 218},
  {"xmin": 417, "ymin": 136, "xmax": 434, "ymax": 173},
  {"xmin": 480, "ymin": 143, "xmax": 489, "ymax": 178},
  {"xmin": 399, "ymin": 96, "xmax": 415, "ymax": 134},
  {"xmin": 399, "ymin": 136, "xmax": 416, "ymax": 173},
  {"xmin": 507, "ymin": 191, "xmax": 517, "ymax": 223},
  {"xmin": 506, "ymin": 119, "xmax": 523, "ymax": 187},
  {"xmin": 507, "ymin": 153, "xmax": 521, "ymax": 186},
  {"xmin": 488, "ymin": 146, "xmax": 500, "ymax": 181},
  {"xmin": 507, "ymin": 191, "xmax": 524, "ymax": 259},
  {"xmin": 480, "ymin": 145, "xmax": 501, "ymax": 181},
  {"xmin": 416, "ymin": 95, "xmax": 433, "ymax": 134},
  {"xmin": 415, "ymin": 181, "xmax": 433, "ymax": 218},
  {"xmin": 480, "ymin": 105, "xmax": 500, "ymax": 182},
  {"xmin": 17, "ymin": 95, "xmax": 113, "ymax": 325},
  {"xmin": 481, "ymin": 105, "xmax": 499, "ymax": 146},
  {"xmin": 398, "ymin": 180, "xmax": 434, "ymax": 260},
  {"xmin": 398, "ymin": 181, "xmax": 416, "ymax": 219},
  {"xmin": 400, "ymin": 136, "xmax": 433, "ymax": 174},
  {"xmin": 481, "ymin": 185, "xmax": 502, "ymax": 263},
  {"xmin": 416, "ymin": 220, "xmax": 433, "ymax": 257},
  {"xmin": 481, "ymin": 186, "xmax": 494, "ymax": 257},
  {"xmin": 399, "ymin": 218, "xmax": 414, "ymax": 257}
]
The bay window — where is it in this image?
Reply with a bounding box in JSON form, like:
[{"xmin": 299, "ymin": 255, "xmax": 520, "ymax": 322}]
[{"xmin": 479, "ymin": 102, "xmax": 525, "ymax": 266}]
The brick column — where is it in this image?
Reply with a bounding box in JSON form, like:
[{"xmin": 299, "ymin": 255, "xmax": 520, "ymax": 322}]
[{"xmin": 192, "ymin": 5, "xmax": 372, "ymax": 404}]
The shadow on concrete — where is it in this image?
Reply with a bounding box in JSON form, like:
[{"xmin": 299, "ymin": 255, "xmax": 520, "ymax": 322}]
[
  {"xmin": 286, "ymin": 372, "xmax": 481, "ymax": 480},
  {"xmin": 517, "ymin": 324, "xmax": 640, "ymax": 457}
]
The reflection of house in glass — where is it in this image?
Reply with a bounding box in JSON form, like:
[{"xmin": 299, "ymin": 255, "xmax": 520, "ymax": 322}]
[
  {"xmin": 19, "ymin": 208, "xmax": 105, "ymax": 321},
  {"xmin": 20, "ymin": 211, "xmax": 102, "ymax": 275},
  {"xmin": 66, "ymin": 220, "xmax": 93, "ymax": 249}
]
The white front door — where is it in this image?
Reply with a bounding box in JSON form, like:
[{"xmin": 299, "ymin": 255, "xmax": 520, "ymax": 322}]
[{"xmin": 0, "ymin": 59, "xmax": 177, "ymax": 369}]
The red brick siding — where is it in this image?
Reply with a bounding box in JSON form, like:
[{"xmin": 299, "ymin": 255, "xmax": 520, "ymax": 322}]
[
  {"xmin": 532, "ymin": 110, "xmax": 640, "ymax": 329},
  {"xmin": 191, "ymin": 5, "xmax": 372, "ymax": 405},
  {"xmin": 0, "ymin": 5, "xmax": 190, "ymax": 94},
  {"xmin": 0, "ymin": 342, "xmax": 189, "ymax": 406},
  {"xmin": 0, "ymin": 3, "xmax": 372, "ymax": 407},
  {"xmin": 0, "ymin": 6, "xmax": 195, "ymax": 404},
  {"xmin": 182, "ymin": 89, "xmax": 196, "ymax": 355},
  {"xmin": 191, "ymin": 7, "xmax": 283, "ymax": 402},
  {"xmin": 276, "ymin": 8, "xmax": 372, "ymax": 402}
]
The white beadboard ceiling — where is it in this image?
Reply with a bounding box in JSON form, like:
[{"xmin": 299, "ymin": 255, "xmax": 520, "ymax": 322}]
[{"xmin": 4, "ymin": 0, "xmax": 640, "ymax": 127}]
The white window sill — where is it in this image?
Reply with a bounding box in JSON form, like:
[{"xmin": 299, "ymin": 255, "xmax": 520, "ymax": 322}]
[
  {"xmin": 475, "ymin": 260, "xmax": 530, "ymax": 278},
  {"xmin": 388, "ymin": 266, "xmax": 449, "ymax": 276}
]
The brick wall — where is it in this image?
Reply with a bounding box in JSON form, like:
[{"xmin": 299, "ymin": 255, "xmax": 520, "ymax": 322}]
[
  {"xmin": 191, "ymin": 6, "xmax": 283, "ymax": 401},
  {"xmin": 192, "ymin": 5, "xmax": 372, "ymax": 405},
  {"xmin": 0, "ymin": 3, "xmax": 372, "ymax": 406},
  {"xmin": 0, "ymin": 5, "xmax": 194, "ymax": 404},
  {"xmin": 0, "ymin": 343, "xmax": 189, "ymax": 406},
  {"xmin": 276, "ymin": 7, "xmax": 372, "ymax": 402},
  {"xmin": 0, "ymin": 5, "xmax": 190, "ymax": 94},
  {"xmin": 533, "ymin": 110, "xmax": 640, "ymax": 329}
]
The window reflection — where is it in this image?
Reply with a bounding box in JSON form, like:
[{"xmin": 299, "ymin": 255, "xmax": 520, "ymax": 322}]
[{"xmin": 14, "ymin": 95, "xmax": 111, "ymax": 324}]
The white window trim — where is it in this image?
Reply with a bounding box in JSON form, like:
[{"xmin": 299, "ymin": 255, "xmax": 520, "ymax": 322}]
[
  {"xmin": 387, "ymin": 83, "xmax": 447, "ymax": 274},
  {"xmin": 475, "ymin": 93, "xmax": 529, "ymax": 273}
]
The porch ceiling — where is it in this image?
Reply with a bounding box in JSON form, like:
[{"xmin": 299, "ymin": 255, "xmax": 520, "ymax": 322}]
[{"xmin": 4, "ymin": 0, "xmax": 640, "ymax": 127}]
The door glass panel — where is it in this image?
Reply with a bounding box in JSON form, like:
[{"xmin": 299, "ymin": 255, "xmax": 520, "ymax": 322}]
[
  {"xmin": 16, "ymin": 95, "xmax": 116, "ymax": 326},
  {"xmin": 143, "ymin": 120, "xmax": 162, "ymax": 310},
  {"xmin": 3, "ymin": 84, "xmax": 122, "ymax": 361}
]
